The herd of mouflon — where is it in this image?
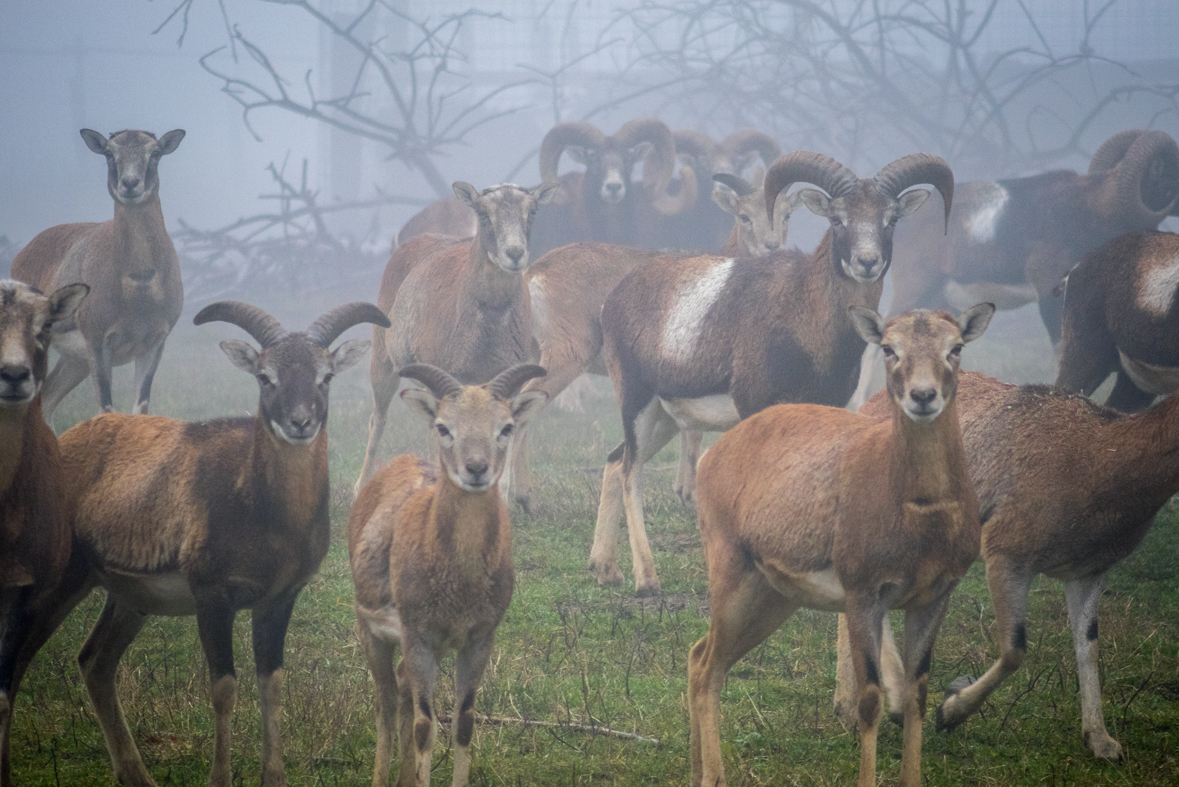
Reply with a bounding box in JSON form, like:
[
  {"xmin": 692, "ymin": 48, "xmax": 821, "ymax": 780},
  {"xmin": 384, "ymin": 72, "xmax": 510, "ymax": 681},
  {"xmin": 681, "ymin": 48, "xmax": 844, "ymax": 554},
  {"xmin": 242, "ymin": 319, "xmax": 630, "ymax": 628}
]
[{"xmin": 2, "ymin": 122, "xmax": 1179, "ymax": 786}]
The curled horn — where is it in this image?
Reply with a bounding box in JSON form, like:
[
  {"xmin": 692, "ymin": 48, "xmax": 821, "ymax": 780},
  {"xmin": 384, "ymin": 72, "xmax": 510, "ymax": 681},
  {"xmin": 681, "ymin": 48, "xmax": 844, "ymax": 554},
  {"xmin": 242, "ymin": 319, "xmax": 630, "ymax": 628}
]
[
  {"xmin": 721, "ymin": 129, "xmax": 781, "ymax": 169},
  {"xmin": 763, "ymin": 152, "xmax": 858, "ymax": 229},
  {"xmin": 873, "ymin": 153, "xmax": 955, "ymax": 233},
  {"xmin": 1088, "ymin": 130, "xmax": 1145, "ymax": 174},
  {"xmin": 305, "ymin": 302, "xmax": 391, "ymax": 347},
  {"xmin": 539, "ymin": 122, "xmax": 606, "ymax": 184},
  {"xmin": 194, "ymin": 301, "xmax": 286, "ymax": 347},
  {"xmin": 614, "ymin": 118, "xmax": 678, "ymax": 208},
  {"xmin": 398, "ymin": 364, "xmax": 463, "ymax": 400},
  {"xmin": 712, "ymin": 173, "xmax": 755, "ymax": 197},
  {"xmin": 486, "ymin": 364, "xmax": 547, "ymax": 399},
  {"xmin": 673, "ymin": 130, "xmax": 718, "ymax": 164},
  {"xmin": 1115, "ymin": 130, "xmax": 1179, "ymax": 223}
]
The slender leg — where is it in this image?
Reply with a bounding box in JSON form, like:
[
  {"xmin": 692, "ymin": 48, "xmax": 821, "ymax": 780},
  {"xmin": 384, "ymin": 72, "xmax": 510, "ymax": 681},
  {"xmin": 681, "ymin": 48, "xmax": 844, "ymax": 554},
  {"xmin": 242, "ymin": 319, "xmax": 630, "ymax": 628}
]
[
  {"xmin": 78, "ymin": 594, "xmax": 154, "ymax": 787},
  {"xmin": 688, "ymin": 555, "xmax": 795, "ymax": 787},
  {"xmin": 89, "ymin": 335, "xmax": 116, "ymax": 413},
  {"xmin": 196, "ymin": 597, "xmax": 238, "ymax": 787},
  {"xmin": 848, "ymin": 345, "xmax": 884, "ymax": 411},
  {"xmin": 510, "ymin": 427, "xmax": 533, "ymax": 512},
  {"xmin": 356, "ymin": 358, "xmax": 400, "ymax": 496},
  {"xmin": 131, "ymin": 337, "xmax": 167, "ymax": 415},
  {"xmin": 899, "ymin": 592, "xmax": 954, "ymax": 787},
  {"xmin": 0, "ymin": 590, "xmax": 33, "ymax": 787},
  {"xmin": 589, "ymin": 445, "xmax": 626, "ymax": 586},
  {"xmin": 1065, "ymin": 573, "xmax": 1122, "ymax": 759},
  {"xmin": 937, "ymin": 556, "xmax": 1032, "ymax": 731},
  {"xmin": 834, "ymin": 614, "xmax": 905, "ymax": 728},
  {"xmin": 357, "ymin": 621, "xmax": 400, "ymax": 787},
  {"xmin": 399, "ymin": 631, "xmax": 441, "ymax": 787},
  {"xmin": 620, "ymin": 401, "xmax": 680, "ymax": 596},
  {"xmin": 450, "ymin": 627, "xmax": 496, "ymax": 787},
  {"xmin": 40, "ymin": 354, "xmax": 91, "ymax": 424},
  {"xmin": 844, "ymin": 597, "xmax": 887, "ymax": 787},
  {"xmin": 395, "ymin": 660, "xmax": 416, "ymax": 787},
  {"xmin": 253, "ymin": 591, "xmax": 300, "ymax": 786},
  {"xmin": 673, "ymin": 430, "xmax": 703, "ymax": 505}
]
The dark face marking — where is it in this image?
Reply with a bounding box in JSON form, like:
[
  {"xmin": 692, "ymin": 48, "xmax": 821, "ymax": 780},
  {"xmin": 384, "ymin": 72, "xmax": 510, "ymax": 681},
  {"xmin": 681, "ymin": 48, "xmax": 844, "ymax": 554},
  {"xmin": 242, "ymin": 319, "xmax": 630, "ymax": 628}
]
[{"xmin": 255, "ymin": 337, "xmax": 333, "ymax": 445}]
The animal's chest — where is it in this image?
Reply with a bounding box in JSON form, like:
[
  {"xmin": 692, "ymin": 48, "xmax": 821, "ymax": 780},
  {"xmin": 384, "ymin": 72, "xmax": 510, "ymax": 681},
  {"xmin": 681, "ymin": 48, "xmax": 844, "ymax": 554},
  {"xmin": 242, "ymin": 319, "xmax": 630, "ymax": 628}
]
[
  {"xmin": 194, "ymin": 518, "xmax": 329, "ymax": 607},
  {"xmin": 394, "ymin": 562, "xmax": 511, "ymax": 634},
  {"xmin": 658, "ymin": 395, "xmax": 740, "ymax": 432}
]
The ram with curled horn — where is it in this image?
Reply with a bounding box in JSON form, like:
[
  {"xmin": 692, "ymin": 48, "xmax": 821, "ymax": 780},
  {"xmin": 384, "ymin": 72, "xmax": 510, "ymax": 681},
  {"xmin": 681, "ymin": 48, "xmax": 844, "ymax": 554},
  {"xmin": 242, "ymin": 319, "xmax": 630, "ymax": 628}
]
[
  {"xmin": 584, "ymin": 150, "xmax": 954, "ymax": 595},
  {"xmin": 885, "ymin": 129, "xmax": 1179, "ymax": 348},
  {"xmin": 30, "ymin": 300, "xmax": 389, "ymax": 787}
]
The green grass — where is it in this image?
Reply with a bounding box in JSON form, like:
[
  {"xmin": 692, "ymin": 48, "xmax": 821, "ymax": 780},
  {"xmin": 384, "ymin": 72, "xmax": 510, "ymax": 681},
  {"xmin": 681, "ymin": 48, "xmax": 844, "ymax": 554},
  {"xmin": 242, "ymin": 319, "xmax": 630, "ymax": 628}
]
[{"xmin": 10, "ymin": 297, "xmax": 1179, "ymax": 786}]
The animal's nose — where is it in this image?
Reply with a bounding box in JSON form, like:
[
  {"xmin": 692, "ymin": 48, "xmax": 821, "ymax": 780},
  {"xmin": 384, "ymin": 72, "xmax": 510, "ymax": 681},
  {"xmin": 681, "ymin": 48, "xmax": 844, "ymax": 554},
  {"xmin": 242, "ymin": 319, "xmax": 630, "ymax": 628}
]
[
  {"xmin": 505, "ymin": 246, "xmax": 524, "ymax": 264},
  {"xmin": 765, "ymin": 238, "xmax": 780, "ymax": 250},
  {"xmin": 855, "ymin": 254, "xmax": 879, "ymax": 269},
  {"xmin": 121, "ymin": 176, "xmax": 141, "ymax": 191},
  {"xmin": 605, "ymin": 182, "xmax": 623, "ymax": 195},
  {"xmin": 289, "ymin": 415, "xmax": 313, "ymax": 431},
  {"xmin": 465, "ymin": 459, "xmax": 489, "ymax": 477},
  {"xmin": 910, "ymin": 387, "xmax": 937, "ymax": 406},
  {"xmin": 0, "ymin": 365, "xmax": 30, "ymax": 384}
]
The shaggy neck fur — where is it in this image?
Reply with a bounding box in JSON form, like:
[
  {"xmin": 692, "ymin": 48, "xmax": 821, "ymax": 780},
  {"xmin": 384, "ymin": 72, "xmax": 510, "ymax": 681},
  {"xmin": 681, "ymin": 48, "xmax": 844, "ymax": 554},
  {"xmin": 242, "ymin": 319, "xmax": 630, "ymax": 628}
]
[
  {"xmin": 248, "ymin": 418, "xmax": 329, "ymax": 536},
  {"xmin": 0, "ymin": 400, "xmax": 35, "ymax": 497},
  {"xmin": 889, "ymin": 396, "xmax": 970, "ymax": 516},
  {"xmin": 463, "ymin": 239, "xmax": 525, "ymax": 312},
  {"xmin": 429, "ymin": 472, "xmax": 507, "ymax": 576}
]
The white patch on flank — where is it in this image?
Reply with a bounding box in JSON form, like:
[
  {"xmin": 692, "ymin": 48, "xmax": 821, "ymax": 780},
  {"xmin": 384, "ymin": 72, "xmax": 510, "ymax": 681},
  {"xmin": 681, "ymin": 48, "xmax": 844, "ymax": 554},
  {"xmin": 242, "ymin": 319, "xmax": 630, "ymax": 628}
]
[
  {"xmin": 966, "ymin": 183, "xmax": 1009, "ymax": 243},
  {"xmin": 1118, "ymin": 350, "xmax": 1179, "ymax": 396},
  {"xmin": 660, "ymin": 258, "xmax": 734, "ymax": 364},
  {"xmin": 357, "ymin": 604, "xmax": 403, "ymax": 644},
  {"xmin": 658, "ymin": 395, "xmax": 740, "ymax": 432},
  {"xmin": 528, "ymin": 276, "xmax": 549, "ymax": 345},
  {"xmin": 1137, "ymin": 255, "xmax": 1179, "ymax": 317}
]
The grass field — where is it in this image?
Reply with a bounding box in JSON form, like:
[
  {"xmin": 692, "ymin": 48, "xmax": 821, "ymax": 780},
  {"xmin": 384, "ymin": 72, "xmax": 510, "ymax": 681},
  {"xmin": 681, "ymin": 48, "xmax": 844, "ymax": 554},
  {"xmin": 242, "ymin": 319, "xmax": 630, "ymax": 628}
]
[{"xmin": 9, "ymin": 293, "xmax": 1179, "ymax": 786}]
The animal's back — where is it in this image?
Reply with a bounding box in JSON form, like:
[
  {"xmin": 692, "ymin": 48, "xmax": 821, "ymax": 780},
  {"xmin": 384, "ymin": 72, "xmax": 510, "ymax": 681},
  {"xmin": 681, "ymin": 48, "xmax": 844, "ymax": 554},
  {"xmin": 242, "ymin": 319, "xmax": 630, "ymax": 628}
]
[
  {"xmin": 60, "ymin": 412, "xmax": 249, "ymax": 573},
  {"xmin": 11, "ymin": 222, "xmax": 100, "ymax": 291}
]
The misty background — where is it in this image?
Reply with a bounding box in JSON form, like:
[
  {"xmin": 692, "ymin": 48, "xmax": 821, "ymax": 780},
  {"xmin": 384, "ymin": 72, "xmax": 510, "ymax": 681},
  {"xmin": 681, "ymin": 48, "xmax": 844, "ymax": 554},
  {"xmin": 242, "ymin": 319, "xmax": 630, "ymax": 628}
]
[{"xmin": 2, "ymin": 0, "xmax": 1178, "ymax": 304}]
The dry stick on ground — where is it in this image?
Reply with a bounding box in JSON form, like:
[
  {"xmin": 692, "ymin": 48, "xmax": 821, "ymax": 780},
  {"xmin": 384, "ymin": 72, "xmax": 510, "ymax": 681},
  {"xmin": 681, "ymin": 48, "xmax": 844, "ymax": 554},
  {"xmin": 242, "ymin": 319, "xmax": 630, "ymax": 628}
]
[{"xmin": 432, "ymin": 713, "xmax": 661, "ymax": 746}]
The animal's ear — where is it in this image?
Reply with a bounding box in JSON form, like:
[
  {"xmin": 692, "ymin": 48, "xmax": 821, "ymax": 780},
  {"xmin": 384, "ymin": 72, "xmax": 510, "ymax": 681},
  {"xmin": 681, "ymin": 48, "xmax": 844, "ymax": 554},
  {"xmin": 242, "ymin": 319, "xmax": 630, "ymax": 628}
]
[
  {"xmin": 957, "ymin": 302, "xmax": 996, "ymax": 343},
  {"xmin": 453, "ymin": 181, "xmax": 481, "ymax": 208},
  {"xmin": 509, "ymin": 390, "xmax": 548, "ymax": 426},
  {"xmin": 565, "ymin": 146, "xmax": 589, "ymax": 165},
  {"xmin": 711, "ymin": 187, "xmax": 740, "ymax": 216},
  {"xmin": 158, "ymin": 129, "xmax": 185, "ymax": 155},
  {"xmin": 848, "ymin": 306, "xmax": 886, "ymax": 345},
  {"xmin": 896, "ymin": 188, "xmax": 931, "ymax": 218},
  {"xmin": 532, "ymin": 181, "xmax": 559, "ymax": 205},
  {"xmin": 330, "ymin": 338, "xmax": 372, "ymax": 374},
  {"xmin": 80, "ymin": 129, "xmax": 108, "ymax": 155},
  {"xmin": 219, "ymin": 339, "xmax": 260, "ymax": 374},
  {"xmin": 47, "ymin": 283, "xmax": 90, "ymax": 323},
  {"xmin": 796, "ymin": 188, "xmax": 831, "ymax": 218},
  {"xmin": 400, "ymin": 388, "xmax": 438, "ymax": 423}
]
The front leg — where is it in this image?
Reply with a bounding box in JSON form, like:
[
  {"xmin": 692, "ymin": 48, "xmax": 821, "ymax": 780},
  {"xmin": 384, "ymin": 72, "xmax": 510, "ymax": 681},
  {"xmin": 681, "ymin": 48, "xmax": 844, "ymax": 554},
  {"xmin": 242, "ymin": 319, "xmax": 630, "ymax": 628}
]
[
  {"xmin": 899, "ymin": 591, "xmax": 954, "ymax": 787},
  {"xmin": 196, "ymin": 596, "xmax": 238, "ymax": 787},
  {"xmin": 89, "ymin": 333, "xmax": 116, "ymax": 413},
  {"xmin": 673, "ymin": 430, "xmax": 703, "ymax": 505},
  {"xmin": 451, "ymin": 627, "xmax": 497, "ymax": 787},
  {"xmin": 252, "ymin": 590, "xmax": 301, "ymax": 786},
  {"xmin": 132, "ymin": 336, "xmax": 168, "ymax": 415},
  {"xmin": 843, "ymin": 597, "xmax": 887, "ymax": 787},
  {"xmin": 1065, "ymin": 573, "xmax": 1122, "ymax": 759},
  {"xmin": 398, "ymin": 631, "xmax": 441, "ymax": 787}
]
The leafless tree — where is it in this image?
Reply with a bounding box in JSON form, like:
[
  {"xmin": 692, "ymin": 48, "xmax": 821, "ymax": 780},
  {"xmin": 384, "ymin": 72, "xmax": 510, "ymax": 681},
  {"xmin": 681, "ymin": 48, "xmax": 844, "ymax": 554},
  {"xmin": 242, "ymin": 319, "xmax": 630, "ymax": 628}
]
[{"xmin": 607, "ymin": 0, "xmax": 1179, "ymax": 172}]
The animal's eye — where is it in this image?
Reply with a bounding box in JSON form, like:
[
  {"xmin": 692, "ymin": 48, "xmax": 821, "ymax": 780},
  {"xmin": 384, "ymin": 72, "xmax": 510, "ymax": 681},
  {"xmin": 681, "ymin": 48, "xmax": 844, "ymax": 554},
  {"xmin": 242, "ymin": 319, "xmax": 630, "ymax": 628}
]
[
  {"xmin": 740, "ymin": 215, "xmax": 752, "ymax": 224},
  {"xmin": 881, "ymin": 345, "xmax": 896, "ymax": 359},
  {"xmin": 949, "ymin": 344, "xmax": 963, "ymax": 358},
  {"xmin": 830, "ymin": 216, "xmax": 843, "ymax": 226},
  {"xmin": 258, "ymin": 373, "xmax": 274, "ymax": 387},
  {"xmin": 320, "ymin": 373, "xmax": 334, "ymax": 386},
  {"xmin": 436, "ymin": 424, "xmax": 451, "ymax": 438},
  {"xmin": 500, "ymin": 424, "xmax": 515, "ymax": 438}
]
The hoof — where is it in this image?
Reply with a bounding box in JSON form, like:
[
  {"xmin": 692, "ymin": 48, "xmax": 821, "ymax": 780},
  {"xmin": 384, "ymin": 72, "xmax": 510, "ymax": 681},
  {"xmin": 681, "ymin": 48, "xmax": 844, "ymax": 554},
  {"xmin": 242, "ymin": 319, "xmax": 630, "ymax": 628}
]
[
  {"xmin": 634, "ymin": 580, "xmax": 661, "ymax": 598},
  {"xmin": 1085, "ymin": 731, "xmax": 1124, "ymax": 761},
  {"xmin": 514, "ymin": 496, "xmax": 533, "ymax": 515},
  {"xmin": 589, "ymin": 561, "xmax": 624, "ymax": 586}
]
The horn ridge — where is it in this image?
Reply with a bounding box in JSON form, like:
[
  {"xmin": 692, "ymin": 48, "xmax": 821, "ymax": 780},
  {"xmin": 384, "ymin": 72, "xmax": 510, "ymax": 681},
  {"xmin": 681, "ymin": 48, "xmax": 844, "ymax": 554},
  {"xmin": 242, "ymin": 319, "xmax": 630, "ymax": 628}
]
[
  {"xmin": 398, "ymin": 364, "xmax": 464, "ymax": 400},
  {"xmin": 721, "ymin": 129, "xmax": 781, "ymax": 168},
  {"xmin": 1115, "ymin": 130, "xmax": 1179, "ymax": 222},
  {"xmin": 1088, "ymin": 130, "xmax": 1145, "ymax": 175},
  {"xmin": 539, "ymin": 122, "xmax": 606, "ymax": 184},
  {"xmin": 614, "ymin": 118, "xmax": 677, "ymax": 202},
  {"xmin": 305, "ymin": 302, "xmax": 391, "ymax": 347},
  {"xmin": 873, "ymin": 153, "xmax": 955, "ymax": 232},
  {"xmin": 712, "ymin": 172, "xmax": 755, "ymax": 197},
  {"xmin": 194, "ymin": 301, "xmax": 287, "ymax": 347},
  {"xmin": 762, "ymin": 152, "xmax": 858, "ymax": 229},
  {"xmin": 487, "ymin": 364, "xmax": 547, "ymax": 399}
]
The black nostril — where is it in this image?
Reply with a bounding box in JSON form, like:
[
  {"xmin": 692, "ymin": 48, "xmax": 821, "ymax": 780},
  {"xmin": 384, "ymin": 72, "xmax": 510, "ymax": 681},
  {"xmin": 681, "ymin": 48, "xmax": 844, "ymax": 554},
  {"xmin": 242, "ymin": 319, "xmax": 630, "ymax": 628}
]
[
  {"xmin": 290, "ymin": 417, "xmax": 312, "ymax": 430},
  {"xmin": 606, "ymin": 182, "xmax": 622, "ymax": 193},
  {"xmin": 121, "ymin": 177, "xmax": 140, "ymax": 190},
  {"xmin": 910, "ymin": 388, "xmax": 937, "ymax": 405},
  {"xmin": 465, "ymin": 460, "xmax": 489, "ymax": 476},
  {"xmin": 506, "ymin": 247, "xmax": 524, "ymax": 262},
  {"xmin": 0, "ymin": 365, "xmax": 31, "ymax": 383}
]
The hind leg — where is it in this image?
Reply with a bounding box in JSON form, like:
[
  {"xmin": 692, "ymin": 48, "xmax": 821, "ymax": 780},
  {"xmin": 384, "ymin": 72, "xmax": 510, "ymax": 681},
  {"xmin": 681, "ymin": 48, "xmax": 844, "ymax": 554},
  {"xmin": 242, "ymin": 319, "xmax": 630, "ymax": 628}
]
[
  {"xmin": 356, "ymin": 353, "xmax": 400, "ymax": 495},
  {"xmin": 40, "ymin": 354, "xmax": 91, "ymax": 425},
  {"xmin": 1065, "ymin": 573, "xmax": 1122, "ymax": 759},
  {"xmin": 673, "ymin": 430, "xmax": 703, "ymax": 504}
]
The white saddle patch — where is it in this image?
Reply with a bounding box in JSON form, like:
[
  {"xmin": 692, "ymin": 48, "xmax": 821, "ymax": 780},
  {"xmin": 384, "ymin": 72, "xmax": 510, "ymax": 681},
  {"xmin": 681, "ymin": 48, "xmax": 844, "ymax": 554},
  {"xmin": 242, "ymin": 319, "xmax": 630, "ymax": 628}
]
[
  {"xmin": 658, "ymin": 395, "xmax": 740, "ymax": 432},
  {"xmin": 357, "ymin": 604, "xmax": 403, "ymax": 644},
  {"xmin": 1136, "ymin": 256, "xmax": 1179, "ymax": 317},
  {"xmin": 965, "ymin": 183, "xmax": 1009, "ymax": 243},
  {"xmin": 660, "ymin": 259, "xmax": 734, "ymax": 364},
  {"xmin": 96, "ymin": 569, "xmax": 197, "ymax": 616},
  {"xmin": 1118, "ymin": 350, "xmax": 1179, "ymax": 396}
]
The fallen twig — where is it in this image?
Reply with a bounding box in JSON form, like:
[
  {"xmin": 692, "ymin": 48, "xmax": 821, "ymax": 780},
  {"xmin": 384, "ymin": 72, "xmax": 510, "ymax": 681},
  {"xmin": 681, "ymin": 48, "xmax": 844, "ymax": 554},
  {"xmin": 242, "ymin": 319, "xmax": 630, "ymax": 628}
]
[{"xmin": 435, "ymin": 713, "xmax": 661, "ymax": 745}]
